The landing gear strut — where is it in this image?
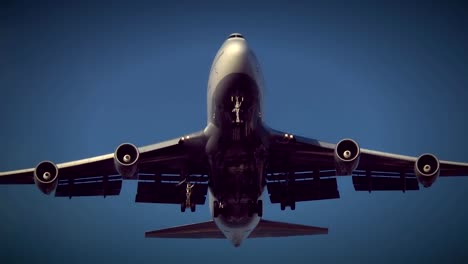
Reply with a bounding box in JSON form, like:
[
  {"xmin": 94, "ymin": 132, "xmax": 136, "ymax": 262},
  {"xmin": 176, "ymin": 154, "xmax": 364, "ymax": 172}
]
[
  {"xmin": 280, "ymin": 194, "xmax": 296, "ymax": 211},
  {"xmin": 180, "ymin": 181, "xmax": 196, "ymax": 213},
  {"xmin": 181, "ymin": 202, "xmax": 197, "ymax": 212},
  {"xmin": 279, "ymin": 170, "xmax": 296, "ymax": 211}
]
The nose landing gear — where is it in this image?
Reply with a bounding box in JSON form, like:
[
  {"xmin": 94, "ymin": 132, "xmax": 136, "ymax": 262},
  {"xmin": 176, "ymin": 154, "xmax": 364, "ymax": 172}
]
[{"xmin": 231, "ymin": 96, "xmax": 244, "ymax": 124}]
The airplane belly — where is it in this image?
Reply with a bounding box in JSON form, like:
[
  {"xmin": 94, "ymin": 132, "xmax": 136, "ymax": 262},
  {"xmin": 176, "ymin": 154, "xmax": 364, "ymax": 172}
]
[{"xmin": 219, "ymin": 154, "xmax": 259, "ymax": 202}]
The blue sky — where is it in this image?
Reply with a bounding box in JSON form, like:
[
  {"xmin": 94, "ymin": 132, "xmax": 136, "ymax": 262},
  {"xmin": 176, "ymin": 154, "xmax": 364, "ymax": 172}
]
[{"xmin": 1, "ymin": 1, "xmax": 468, "ymax": 263}]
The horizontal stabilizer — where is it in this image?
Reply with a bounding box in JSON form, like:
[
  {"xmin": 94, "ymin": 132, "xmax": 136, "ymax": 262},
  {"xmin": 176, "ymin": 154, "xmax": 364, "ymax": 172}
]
[
  {"xmin": 145, "ymin": 219, "xmax": 327, "ymax": 239},
  {"xmin": 145, "ymin": 221, "xmax": 224, "ymax": 239},
  {"xmin": 249, "ymin": 219, "xmax": 328, "ymax": 238}
]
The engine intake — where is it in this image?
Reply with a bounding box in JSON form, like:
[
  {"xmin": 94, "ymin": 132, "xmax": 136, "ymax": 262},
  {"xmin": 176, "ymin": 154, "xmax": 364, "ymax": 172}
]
[
  {"xmin": 114, "ymin": 143, "xmax": 140, "ymax": 178},
  {"xmin": 34, "ymin": 161, "xmax": 59, "ymax": 195},
  {"xmin": 334, "ymin": 138, "xmax": 361, "ymax": 175},
  {"xmin": 415, "ymin": 153, "xmax": 440, "ymax": 188}
]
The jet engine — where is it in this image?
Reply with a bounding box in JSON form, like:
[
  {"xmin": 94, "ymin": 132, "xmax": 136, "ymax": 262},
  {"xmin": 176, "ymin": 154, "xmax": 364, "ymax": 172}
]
[
  {"xmin": 34, "ymin": 161, "xmax": 59, "ymax": 195},
  {"xmin": 414, "ymin": 153, "xmax": 440, "ymax": 188},
  {"xmin": 334, "ymin": 138, "xmax": 361, "ymax": 175},
  {"xmin": 114, "ymin": 143, "xmax": 140, "ymax": 178}
]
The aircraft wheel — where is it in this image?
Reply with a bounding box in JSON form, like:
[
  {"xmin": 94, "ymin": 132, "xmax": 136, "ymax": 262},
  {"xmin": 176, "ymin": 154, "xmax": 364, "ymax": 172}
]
[
  {"xmin": 190, "ymin": 202, "xmax": 196, "ymax": 212},
  {"xmin": 280, "ymin": 201, "xmax": 286, "ymax": 211},
  {"xmin": 257, "ymin": 200, "xmax": 263, "ymax": 217},
  {"xmin": 290, "ymin": 201, "xmax": 296, "ymax": 211},
  {"xmin": 181, "ymin": 202, "xmax": 186, "ymax": 212}
]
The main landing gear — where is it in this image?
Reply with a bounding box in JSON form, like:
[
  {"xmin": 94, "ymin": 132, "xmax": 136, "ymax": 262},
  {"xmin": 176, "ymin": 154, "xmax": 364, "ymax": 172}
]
[
  {"xmin": 180, "ymin": 182, "xmax": 196, "ymax": 213},
  {"xmin": 181, "ymin": 202, "xmax": 196, "ymax": 212},
  {"xmin": 280, "ymin": 197, "xmax": 295, "ymax": 211}
]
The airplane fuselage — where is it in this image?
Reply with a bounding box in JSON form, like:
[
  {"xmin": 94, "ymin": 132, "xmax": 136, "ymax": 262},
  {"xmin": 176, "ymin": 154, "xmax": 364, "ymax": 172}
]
[{"xmin": 204, "ymin": 34, "xmax": 267, "ymax": 246}]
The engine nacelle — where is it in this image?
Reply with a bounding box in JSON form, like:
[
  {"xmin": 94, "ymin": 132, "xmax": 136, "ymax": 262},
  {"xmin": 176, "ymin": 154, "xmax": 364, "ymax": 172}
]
[
  {"xmin": 334, "ymin": 138, "xmax": 361, "ymax": 175},
  {"xmin": 415, "ymin": 153, "xmax": 440, "ymax": 188},
  {"xmin": 114, "ymin": 143, "xmax": 140, "ymax": 178},
  {"xmin": 34, "ymin": 161, "xmax": 59, "ymax": 195}
]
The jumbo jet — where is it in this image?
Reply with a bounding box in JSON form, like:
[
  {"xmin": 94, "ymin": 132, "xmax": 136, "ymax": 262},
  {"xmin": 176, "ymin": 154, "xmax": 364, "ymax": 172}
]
[{"xmin": 2, "ymin": 33, "xmax": 468, "ymax": 247}]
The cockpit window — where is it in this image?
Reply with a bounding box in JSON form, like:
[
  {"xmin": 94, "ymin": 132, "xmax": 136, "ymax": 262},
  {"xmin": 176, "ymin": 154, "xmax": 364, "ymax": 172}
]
[{"xmin": 228, "ymin": 33, "xmax": 244, "ymax": 39}]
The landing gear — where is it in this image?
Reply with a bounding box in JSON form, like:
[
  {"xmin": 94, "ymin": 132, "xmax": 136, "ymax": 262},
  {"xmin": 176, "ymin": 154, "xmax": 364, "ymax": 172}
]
[
  {"xmin": 181, "ymin": 202, "xmax": 196, "ymax": 212},
  {"xmin": 247, "ymin": 199, "xmax": 263, "ymax": 217},
  {"xmin": 231, "ymin": 96, "xmax": 244, "ymax": 124},
  {"xmin": 280, "ymin": 195, "xmax": 296, "ymax": 211},
  {"xmin": 279, "ymin": 171, "xmax": 296, "ymax": 211},
  {"xmin": 180, "ymin": 181, "xmax": 197, "ymax": 213}
]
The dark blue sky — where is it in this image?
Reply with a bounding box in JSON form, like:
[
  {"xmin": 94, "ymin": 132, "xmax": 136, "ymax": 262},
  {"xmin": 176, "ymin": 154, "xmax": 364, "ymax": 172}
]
[{"xmin": 1, "ymin": 1, "xmax": 468, "ymax": 263}]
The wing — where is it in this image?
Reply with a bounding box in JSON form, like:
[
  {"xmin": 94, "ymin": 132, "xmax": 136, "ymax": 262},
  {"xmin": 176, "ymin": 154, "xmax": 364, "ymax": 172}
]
[
  {"xmin": 0, "ymin": 130, "xmax": 209, "ymax": 204},
  {"xmin": 352, "ymin": 149, "xmax": 468, "ymax": 192},
  {"xmin": 265, "ymin": 127, "xmax": 468, "ymax": 206}
]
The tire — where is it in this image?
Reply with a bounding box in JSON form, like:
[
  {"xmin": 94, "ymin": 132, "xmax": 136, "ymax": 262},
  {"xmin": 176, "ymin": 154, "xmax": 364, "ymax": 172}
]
[
  {"xmin": 190, "ymin": 203, "xmax": 196, "ymax": 212},
  {"xmin": 290, "ymin": 201, "xmax": 296, "ymax": 211},
  {"xmin": 280, "ymin": 201, "xmax": 285, "ymax": 211},
  {"xmin": 181, "ymin": 203, "xmax": 186, "ymax": 212}
]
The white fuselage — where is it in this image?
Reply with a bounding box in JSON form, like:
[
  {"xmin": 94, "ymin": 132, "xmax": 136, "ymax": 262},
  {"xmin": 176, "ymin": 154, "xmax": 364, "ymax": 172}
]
[{"xmin": 204, "ymin": 35, "xmax": 265, "ymax": 247}]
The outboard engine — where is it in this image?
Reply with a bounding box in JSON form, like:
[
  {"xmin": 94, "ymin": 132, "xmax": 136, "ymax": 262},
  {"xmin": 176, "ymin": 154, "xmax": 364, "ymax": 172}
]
[
  {"xmin": 334, "ymin": 138, "xmax": 361, "ymax": 175},
  {"xmin": 415, "ymin": 153, "xmax": 440, "ymax": 187},
  {"xmin": 34, "ymin": 161, "xmax": 59, "ymax": 195},
  {"xmin": 114, "ymin": 143, "xmax": 140, "ymax": 178}
]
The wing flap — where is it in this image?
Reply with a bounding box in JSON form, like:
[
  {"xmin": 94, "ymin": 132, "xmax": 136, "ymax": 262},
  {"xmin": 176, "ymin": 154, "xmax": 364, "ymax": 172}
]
[
  {"xmin": 135, "ymin": 182, "xmax": 208, "ymax": 205},
  {"xmin": 267, "ymin": 177, "xmax": 339, "ymax": 204},
  {"xmin": 352, "ymin": 175, "xmax": 419, "ymax": 192},
  {"xmin": 135, "ymin": 176, "xmax": 208, "ymax": 205},
  {"xmin": 55, "ymin": 176, "xmax": 122, "ymax": 198}
]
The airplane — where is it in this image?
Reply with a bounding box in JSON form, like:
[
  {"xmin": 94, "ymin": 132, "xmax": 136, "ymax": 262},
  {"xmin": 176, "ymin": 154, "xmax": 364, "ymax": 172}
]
[{"xmin": 2, "ymin": 32, "xmax": 468, "ymax": 247}]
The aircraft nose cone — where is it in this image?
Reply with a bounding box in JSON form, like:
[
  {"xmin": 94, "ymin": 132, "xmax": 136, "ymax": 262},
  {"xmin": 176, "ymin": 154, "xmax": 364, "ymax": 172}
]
[
  {"xmin": 225, "ymin": 38, "xmax": 249, "ymax": 58},
  {"xmin": 211, "ymin": 33, "xmax": 259, "ymax": 82},
  {"xmin": 228, "ymin": 33, "xmax": 244, "ymax": 39}
]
